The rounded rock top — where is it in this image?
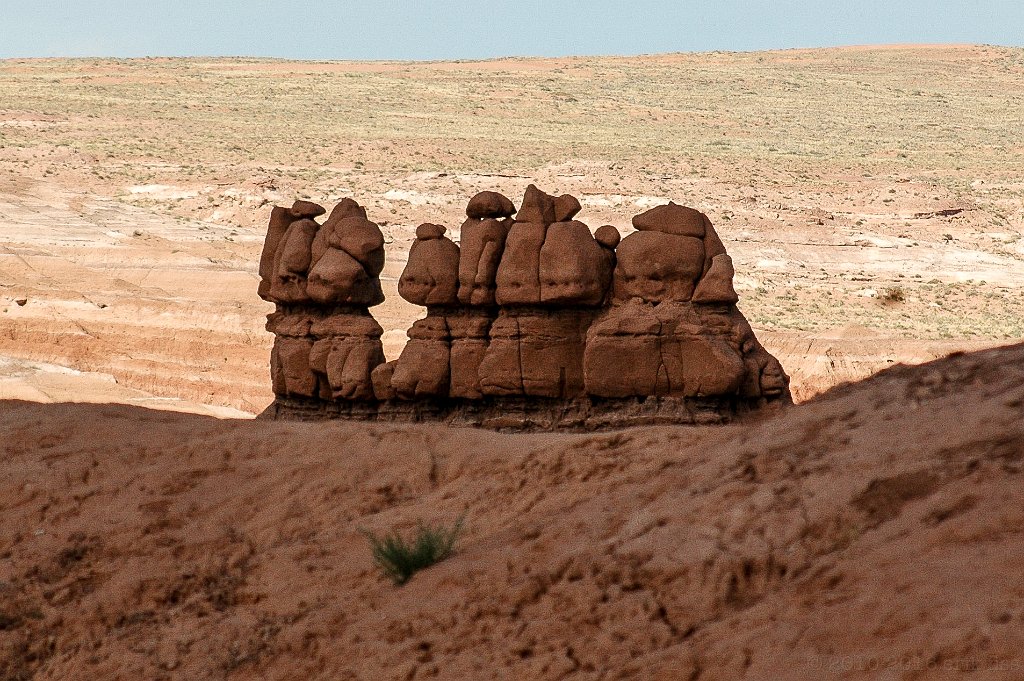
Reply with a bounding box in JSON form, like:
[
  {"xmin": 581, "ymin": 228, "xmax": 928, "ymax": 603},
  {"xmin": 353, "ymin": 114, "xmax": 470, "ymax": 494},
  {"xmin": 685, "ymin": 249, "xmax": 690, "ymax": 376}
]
[
  {"xmin": 326, "ymin": 198, "xmax": 367, "ymax": 222},
  {"xmin": 595, "ymin": 224, "xmax": 621, "ymax": 248},
  {"xmin": 290, "ymin": 200, "xmax": 327, "ymax": 219},
  {"xmin": 416, "ymin": 223, "xmax": 447, "ymax": 240},
  {"xmin": 632, "ymin": 202, "xmax": 706, "ymax": 238},
  {"xmin": 466, "ymin": 191, "xmax": 516, "ymax": 220},
  {"xmin": 554, "ymin": 194, "xmax": 583, "ymax": 222}
]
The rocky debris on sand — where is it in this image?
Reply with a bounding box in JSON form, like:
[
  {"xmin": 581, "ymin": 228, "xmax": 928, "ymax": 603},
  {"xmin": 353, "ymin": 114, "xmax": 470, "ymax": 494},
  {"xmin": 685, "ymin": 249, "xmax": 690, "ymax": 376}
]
[{"xmin": 260, "ymin": 188, "xmax": 790, "ymax": 429}]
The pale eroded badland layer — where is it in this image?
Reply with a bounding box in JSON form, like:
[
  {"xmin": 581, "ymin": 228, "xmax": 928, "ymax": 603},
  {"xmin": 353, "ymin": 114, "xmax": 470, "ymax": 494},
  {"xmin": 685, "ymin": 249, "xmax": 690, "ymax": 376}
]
[{"xmin": 1, "ymin": 45, "xmax": 1023, "ymax": 411}]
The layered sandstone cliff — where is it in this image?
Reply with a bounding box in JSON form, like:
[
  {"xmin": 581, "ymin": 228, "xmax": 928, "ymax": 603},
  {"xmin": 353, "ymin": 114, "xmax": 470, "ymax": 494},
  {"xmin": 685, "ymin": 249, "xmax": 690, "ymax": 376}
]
[{"xmin": 258, "ymin": 188, "xmax": 790, "ymax": 430}]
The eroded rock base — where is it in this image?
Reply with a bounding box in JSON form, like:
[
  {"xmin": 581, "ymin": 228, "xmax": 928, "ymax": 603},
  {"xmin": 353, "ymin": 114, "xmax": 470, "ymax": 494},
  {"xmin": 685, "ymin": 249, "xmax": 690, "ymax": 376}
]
[{"xmin": 259, "ymin": 394, "xmax": 777, "ymax": 432}]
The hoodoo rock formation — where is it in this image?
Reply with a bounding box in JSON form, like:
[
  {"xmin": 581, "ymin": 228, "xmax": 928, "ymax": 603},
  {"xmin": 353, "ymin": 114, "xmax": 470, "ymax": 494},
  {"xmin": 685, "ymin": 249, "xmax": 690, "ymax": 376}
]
[
  {"xmin": 259, "ymin": 189, "xmax": 790, "ymax": 430},
  {"xmin": 259, "ymin": 199, "xmax": 386, "ymax": 405}
]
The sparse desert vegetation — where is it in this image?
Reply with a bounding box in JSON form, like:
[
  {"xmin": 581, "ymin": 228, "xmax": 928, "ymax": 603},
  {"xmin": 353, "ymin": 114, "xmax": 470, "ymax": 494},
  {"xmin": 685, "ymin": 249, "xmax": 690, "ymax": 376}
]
[{"xmin": 362, "ymin": 517, "xmax": 464, "ymax": 585}]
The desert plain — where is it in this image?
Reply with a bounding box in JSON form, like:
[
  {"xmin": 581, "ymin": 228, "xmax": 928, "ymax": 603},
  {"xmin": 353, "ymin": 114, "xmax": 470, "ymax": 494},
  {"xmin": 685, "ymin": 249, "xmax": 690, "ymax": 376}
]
[
  {"xmin": 2, "ymin": 45, "xmax": 1024, "ymax": 411},
  {"xmin": 2, "ymin": 45, "xmax": 1024, "ymax": 679}
]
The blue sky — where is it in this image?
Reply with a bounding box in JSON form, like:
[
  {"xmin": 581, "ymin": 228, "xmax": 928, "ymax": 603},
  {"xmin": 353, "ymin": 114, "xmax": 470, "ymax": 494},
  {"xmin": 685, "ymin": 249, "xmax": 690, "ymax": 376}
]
[{"xmin": 1, "ymin": 0, "xmax": 1022, "ymax": 60}]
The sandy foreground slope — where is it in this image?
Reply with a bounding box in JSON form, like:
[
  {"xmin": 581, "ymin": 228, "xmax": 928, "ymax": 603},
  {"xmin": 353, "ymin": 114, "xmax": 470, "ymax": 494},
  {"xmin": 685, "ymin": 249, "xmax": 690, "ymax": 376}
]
[
  {"xmin": 2, "ymin": 342, "xmax": 1022, "ymax": 680},
  {"xmin": 2, "ymin": 45, "xmax": 1024, "ymax": 410}
]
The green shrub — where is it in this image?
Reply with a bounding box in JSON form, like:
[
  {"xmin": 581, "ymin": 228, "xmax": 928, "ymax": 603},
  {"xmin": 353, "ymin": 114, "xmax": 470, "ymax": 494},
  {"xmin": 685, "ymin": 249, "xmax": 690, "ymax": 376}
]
[{"xmin": 361, "ymin": 516, "xmax": 464, "ymax": 585}]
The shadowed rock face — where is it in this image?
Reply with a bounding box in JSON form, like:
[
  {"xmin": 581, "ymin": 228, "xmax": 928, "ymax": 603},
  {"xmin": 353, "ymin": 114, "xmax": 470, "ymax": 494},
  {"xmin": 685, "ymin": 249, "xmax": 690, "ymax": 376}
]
[{"xmin": 258, "ymin": 188, "xmax": 790, "ymax": 430}]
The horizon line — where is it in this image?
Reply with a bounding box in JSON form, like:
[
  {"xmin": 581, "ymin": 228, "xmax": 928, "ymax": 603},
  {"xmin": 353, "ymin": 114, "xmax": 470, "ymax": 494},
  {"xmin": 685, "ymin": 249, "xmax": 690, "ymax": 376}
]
[{"xmin": 0, "ymin": 42, "xmax": 1016, "ymax": 65}]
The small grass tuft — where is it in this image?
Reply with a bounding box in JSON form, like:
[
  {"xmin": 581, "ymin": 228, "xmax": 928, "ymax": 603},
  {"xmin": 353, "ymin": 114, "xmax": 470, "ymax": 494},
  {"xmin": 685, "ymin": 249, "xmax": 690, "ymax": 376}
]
[
  {"xmin": 361, "ymin": 516, "xmax": 465, "ymax": 585},
  {"xmin": 879, "ymin": 286, "xmax": 906, "ymax": 303}
]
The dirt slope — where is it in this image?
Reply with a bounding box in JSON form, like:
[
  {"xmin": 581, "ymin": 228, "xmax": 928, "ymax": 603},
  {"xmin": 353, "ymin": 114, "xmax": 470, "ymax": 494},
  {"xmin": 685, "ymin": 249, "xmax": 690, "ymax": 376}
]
[{"xmin": 2, "ymin": 342, "xmax": 1023, "ymax": 679}]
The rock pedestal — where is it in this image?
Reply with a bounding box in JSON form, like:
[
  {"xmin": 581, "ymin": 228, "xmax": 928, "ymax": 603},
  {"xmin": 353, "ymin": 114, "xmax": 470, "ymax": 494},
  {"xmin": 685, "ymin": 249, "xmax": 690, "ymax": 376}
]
[
  {"xmin": 260, "ymin": 189, "xmax": 791, "ymax": 430},
  {"xmin": 477, "ymin": 307, "xmax": 596, "ymax": 399}
]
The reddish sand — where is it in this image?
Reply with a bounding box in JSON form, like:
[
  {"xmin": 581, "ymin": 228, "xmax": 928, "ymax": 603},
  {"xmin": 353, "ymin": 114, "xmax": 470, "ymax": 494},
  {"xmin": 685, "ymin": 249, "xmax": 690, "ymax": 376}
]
[{"xmin": 2, "ymin": 341, "xmax": 1022, "ymax": 679}]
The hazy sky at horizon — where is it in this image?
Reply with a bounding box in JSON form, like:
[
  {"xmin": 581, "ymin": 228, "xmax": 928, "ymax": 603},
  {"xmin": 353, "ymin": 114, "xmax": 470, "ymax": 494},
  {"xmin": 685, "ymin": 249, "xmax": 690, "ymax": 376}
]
[{"xmin": 1, "ymin": 0, "xmax": 1022, "ymax": 60}]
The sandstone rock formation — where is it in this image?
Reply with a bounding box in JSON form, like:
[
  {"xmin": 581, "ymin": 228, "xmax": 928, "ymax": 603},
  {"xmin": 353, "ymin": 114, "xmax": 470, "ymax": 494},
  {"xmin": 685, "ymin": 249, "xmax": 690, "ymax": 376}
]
[
  {"xmin": 582, "ymin": 301, "xmax": 782, "ymax": 399},
  {"xmin": 539, "ymin": 220, "xmax": 611, "ymax": 306},
  {"xmin": 258, "ymin": 198, "xmax": 386, "ymax": 403},
  {"xmin": 392, "ymin": 222, "xmax": 474, "ymax": 401},
  {"xmin": 457, "ymin": 190, "xmax": 514, "ymax": 306},
  {"xmin": 261, "ymin": 189, "xmax": 790, "ymax": 429},
  {"xmin": 398, "ymin": 223, "xmax": 460, "ymax": 306},
  {"xmin": 477, "ymin": 308, "xmax": 595, "ymax": 399},
  {"xmin": 613, "ymin": 201, "xmax": 736, "ymax": 304}
]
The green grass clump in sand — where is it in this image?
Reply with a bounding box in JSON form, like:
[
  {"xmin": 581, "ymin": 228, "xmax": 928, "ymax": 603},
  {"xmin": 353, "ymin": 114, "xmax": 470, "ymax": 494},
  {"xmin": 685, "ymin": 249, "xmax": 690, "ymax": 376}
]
[{"xmin": 362, "ymin": 516, "xmax": 465, "ymax": 585}]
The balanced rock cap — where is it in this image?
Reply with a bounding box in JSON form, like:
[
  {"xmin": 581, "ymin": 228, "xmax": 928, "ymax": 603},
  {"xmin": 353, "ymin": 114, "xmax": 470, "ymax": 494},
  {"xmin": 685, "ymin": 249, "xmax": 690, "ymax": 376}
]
[
  {"xmin": 466, "ymin": 191, "xmax": 516, "ymax": 220},
  {"xmin": 632, "ymin": 202, "xmax": 706, "ymax": 238},
  {"xmin": 325, "ymin": 198, "xmax": 367, "ymax": 223},
  {"xmin": 553, "ymin": 194, "xmax": 583, "ymax": 222},
  {"xmin": 416, "ymin": 223, "xmax": 446, "ymax": 240},
  {"xmin": 290, "ymin": 199, "xmax": 327, "ymax": 219},
  {"xmin": 594, "ymin": 224, "xmax": 621, "ymax": 249},
  {"xmin": 516, "ymin": 184, "xmax": 557, "ymax": 224}
]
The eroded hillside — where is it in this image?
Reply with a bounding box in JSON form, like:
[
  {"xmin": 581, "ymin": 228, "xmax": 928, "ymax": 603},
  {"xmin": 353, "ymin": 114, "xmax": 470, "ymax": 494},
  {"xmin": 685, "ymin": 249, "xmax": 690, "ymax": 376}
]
[{"xmin": 2, "ymin": 342, "xmax": 1022, "ymax": 679}]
